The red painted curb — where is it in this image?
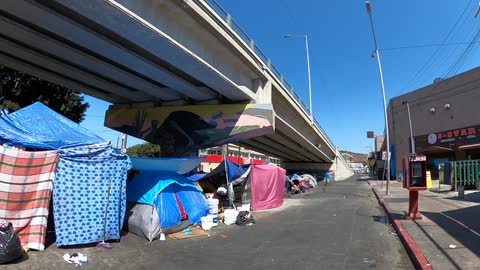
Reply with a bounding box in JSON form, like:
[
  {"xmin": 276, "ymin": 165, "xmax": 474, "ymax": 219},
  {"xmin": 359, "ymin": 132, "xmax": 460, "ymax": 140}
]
[{"xmin": 372, "ymin": 187, "xmax": 432, "ymax": 270}]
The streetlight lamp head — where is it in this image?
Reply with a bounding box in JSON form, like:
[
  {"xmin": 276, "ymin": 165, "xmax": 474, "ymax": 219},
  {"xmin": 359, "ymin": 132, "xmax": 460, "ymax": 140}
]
[
  {"xmin": 371, "ymin": 51, "xmax": 376, "ymax": 58},
  {"xmin": 365, "ymin": 1, "xmax": 372, "ymax": 15},
  {"xmin": 283, "ymin": 34, "xmax": 292, "ymax": 38}
]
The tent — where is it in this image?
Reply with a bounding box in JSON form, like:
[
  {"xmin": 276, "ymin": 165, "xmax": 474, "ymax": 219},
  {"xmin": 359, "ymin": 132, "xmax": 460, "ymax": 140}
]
[
  {"xmin": 125, "ymin": 171, "xmax": 208, "ymax": 241},
  {"xmin": 0, "ymin": 102, "xmax": 131, "ymax": 249},
  {"xmin": 195, "ymin": 159, "xmax": 286, "ymax": 211}
]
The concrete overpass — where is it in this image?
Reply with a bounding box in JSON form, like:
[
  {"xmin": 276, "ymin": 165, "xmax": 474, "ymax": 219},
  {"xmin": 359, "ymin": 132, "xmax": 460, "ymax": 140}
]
[{"xmin": 0, "ymin": 0, "xmax": 352, "ymax": 178}]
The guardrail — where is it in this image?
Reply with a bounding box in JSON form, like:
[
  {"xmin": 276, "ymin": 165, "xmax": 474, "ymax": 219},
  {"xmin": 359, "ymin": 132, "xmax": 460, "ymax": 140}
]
[
  {"xmin": 204, "ymin": 0, "xmax": 336, "ymax": 151},
  {"xmin": 451, "ymin": 160, "xmax": 480, "ymax": 189}
]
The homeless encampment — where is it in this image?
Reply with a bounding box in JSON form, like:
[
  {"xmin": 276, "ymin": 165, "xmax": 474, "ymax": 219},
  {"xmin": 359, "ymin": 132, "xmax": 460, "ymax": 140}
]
[
  {"xmin": 195, "ymin": 159, "xmax": 286, "ymax": 211},
  {"xmin": 125, "ymin": 170, "xmax": 208, "ymax": 241},
  {"xmin": 0, "ymin": 102, "xmax": 131, "ymax": 250}
]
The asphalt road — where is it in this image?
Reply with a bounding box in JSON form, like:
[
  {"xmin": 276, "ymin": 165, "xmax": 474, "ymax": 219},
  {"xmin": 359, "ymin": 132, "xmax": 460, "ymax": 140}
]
[{"xmin": 8, "ymin": 175, "xmax": 413, "ymax": 270}]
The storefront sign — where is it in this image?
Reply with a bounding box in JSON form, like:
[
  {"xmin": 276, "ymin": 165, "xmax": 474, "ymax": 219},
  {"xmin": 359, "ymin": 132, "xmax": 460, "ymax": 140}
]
[
  {"xmin": 434, "ymin": 127, "xmax": 476, "ymax": 142},
  {"xmin": 409, "ymin": 155, "xmax": 426, "ymax": 162},
  {"xmin": 414, "ymin": 125, "xmax": 480, "ymax": 152}
]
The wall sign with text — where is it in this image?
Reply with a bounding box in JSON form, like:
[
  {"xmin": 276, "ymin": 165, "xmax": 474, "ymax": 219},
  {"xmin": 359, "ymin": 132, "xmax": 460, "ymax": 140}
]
[{"xmin": 413, "ymin": 125, "xmax": 480, "ymax": 152}]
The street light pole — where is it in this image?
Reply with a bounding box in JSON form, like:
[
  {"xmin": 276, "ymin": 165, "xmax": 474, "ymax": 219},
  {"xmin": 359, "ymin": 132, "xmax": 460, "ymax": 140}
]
[
  {"xmin": 365, "ymin": 1, "xmax": 391, "ymax": 195},
  {"xmin": 284, "ymin": 34, "xmax": 313, "ymax": 122}
]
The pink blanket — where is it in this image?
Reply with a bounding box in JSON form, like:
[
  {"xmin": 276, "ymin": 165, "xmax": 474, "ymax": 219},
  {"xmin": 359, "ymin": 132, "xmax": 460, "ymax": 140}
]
[{"xmin": 250, "ymin": 165, "xmax": 285, "ymax": 211}]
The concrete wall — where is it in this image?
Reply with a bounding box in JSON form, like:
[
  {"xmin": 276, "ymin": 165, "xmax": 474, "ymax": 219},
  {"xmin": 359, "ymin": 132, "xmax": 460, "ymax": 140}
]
[{"xmin": 332, "ymin": 150, "xmax": 355, "ymax": 181}]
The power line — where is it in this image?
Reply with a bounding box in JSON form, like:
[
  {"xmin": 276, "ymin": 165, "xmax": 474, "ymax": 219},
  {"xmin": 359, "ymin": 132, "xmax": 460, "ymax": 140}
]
[
  {"xmin": 381, "ymin": 41, "xmax": 480, "ymax": 51},
  {"xmin": 399, "ymin": 0, "xmax": 474, "ymax": 95},
  {"xmin": 444, "ymin": 22, "xmax": 480, "ymax": 77}
]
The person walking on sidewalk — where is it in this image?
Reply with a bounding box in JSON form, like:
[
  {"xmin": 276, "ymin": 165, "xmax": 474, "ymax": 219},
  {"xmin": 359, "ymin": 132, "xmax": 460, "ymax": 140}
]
[{"xmin": 323, "ymin": 171, "xmax": 332, "ymax": 192}]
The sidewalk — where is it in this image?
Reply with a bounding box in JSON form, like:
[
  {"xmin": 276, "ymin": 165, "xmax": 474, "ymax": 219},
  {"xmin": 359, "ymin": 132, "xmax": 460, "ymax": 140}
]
[{"xmin": 367, "ymin": 178, "xmax": 480, "ymax": 270}]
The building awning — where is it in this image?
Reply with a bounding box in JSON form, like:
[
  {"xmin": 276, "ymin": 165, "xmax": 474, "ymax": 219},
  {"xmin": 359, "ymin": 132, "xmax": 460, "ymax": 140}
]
[
  {"xmin": 419, "ymin": 146, "xmax": 454, "ymax": 154},
  {"xmin": 458, "ymin": 143, "xmax": 480, "ymax": 150}
]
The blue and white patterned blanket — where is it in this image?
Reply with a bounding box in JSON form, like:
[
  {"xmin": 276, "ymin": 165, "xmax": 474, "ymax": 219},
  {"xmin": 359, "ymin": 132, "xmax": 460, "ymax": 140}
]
[{"xmin": 53, "ymin": 143, "xmax": 131, "ymax": 246}]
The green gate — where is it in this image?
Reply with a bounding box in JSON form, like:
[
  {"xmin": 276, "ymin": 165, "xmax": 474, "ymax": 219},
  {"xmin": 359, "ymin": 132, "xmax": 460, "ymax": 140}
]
[{"xmin": 451, "ymin": 160, "xmax": 480, "ymax": 190}]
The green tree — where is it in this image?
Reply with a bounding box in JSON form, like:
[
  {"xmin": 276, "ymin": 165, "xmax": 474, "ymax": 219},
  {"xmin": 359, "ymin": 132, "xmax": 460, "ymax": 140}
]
[
  {"xmin": 0, "ymin": 65, "xmax": 88, "ymax": 123},
  {"xmin": 127, "ymin": 143, "xmax": 161, "ymax": 157},
  {"xmin": 126, "ymin": 144, "xmax": 142, "ymax": 157}
]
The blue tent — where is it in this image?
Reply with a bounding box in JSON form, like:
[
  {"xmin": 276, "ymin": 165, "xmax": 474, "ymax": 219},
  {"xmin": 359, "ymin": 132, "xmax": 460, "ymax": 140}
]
[
  {"xmin": 127, "ymin": 171, "xmax": 208, "ymax": 230},
  {"xmin": 0, "ymin": 102, "xmax": 105, "ymax": 149}
]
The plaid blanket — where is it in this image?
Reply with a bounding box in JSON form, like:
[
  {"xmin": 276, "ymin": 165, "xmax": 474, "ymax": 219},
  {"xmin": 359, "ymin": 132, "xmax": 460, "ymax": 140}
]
[{"xmin": 0, "ymin": 145, "xmax": 59, "ymax": 251}]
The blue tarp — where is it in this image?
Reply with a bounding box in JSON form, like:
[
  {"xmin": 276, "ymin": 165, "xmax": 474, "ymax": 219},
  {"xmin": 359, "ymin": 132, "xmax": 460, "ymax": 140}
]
[
  {"xmin": 192, "ymin": 159, "xmax": 248, "ymax": 183},
  {"xmin": 127, "ymin": 171, "xmax": 208, "ymax": 229},
  {"xmin": 0, "ymin": 102, "xmax": 105, "ymax": 149}
]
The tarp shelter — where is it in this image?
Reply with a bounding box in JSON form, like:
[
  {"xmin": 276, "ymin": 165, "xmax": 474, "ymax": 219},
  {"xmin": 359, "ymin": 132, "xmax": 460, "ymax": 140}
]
[
  {"xmin": 194, "ymin": 159, "xmax": 248, "ymax": 205},
  {"xmin": 125, "ymin": 171, "xmax": 208, "ymax": 241},
  {"xmin": 194, "ymin": 160, "xmax": 285, "ymax": 211},
  {"xmin": 0, "ymin": 102, "xmax": 131, "ymax": 249}
]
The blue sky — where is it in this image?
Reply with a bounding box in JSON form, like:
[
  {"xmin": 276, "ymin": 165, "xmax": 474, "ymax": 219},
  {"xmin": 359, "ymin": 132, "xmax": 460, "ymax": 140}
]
[{"xmin": 81, "ymin": 0, "xmax": 480, "ymax": 154}]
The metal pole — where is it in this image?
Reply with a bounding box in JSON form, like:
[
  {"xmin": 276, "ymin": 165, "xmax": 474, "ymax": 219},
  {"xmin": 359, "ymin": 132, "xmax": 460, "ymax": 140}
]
[
  {"xmin": 366, "ymin": 1, "xmax": 390, "ymax": 195},
  {"xmin": 284, "ymin": 34, "xmax": 313, "ymax": 122},
  {"xmin": 406, "ymin": 102, "xmax": 416, "ymax": 155},
  {"xmin": 304, "ymin": 35, "xmax": 313, "ymax": 121},
  {"xmin": 121, "ymin": 133, "xmax": 128, "ymax": 153}
]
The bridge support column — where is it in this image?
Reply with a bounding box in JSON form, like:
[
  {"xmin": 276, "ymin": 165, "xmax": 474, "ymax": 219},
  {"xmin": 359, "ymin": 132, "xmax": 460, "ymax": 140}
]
[{"xmin": 253, "ymin": 79, "xmax": 272, "ymax": 104}]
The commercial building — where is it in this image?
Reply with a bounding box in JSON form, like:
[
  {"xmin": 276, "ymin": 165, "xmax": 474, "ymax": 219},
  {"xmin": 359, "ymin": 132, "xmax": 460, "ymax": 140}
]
[{"xmin": 386, "ymin": 67, "xmax": 480, "ymax": 179}]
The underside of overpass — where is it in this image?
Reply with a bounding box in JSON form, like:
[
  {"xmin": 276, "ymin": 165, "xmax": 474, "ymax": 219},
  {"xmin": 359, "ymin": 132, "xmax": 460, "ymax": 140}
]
[{"xmin": 0, "ymin": 0, "xmax": 352, "ymax": 177}]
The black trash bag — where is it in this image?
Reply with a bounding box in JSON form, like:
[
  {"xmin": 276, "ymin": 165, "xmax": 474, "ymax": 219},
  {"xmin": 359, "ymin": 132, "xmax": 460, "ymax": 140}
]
[
  {"xmin": 235, "ymin": 211, "xmax": 255, "ymax": 226},
  {"xmin": 0, "ymin": 222, "xmax": 24, "ymax": 264}
]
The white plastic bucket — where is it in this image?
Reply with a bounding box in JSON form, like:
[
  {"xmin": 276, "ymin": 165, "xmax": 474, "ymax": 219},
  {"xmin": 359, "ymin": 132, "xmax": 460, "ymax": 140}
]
[
  {"xmin": 207, "ymin": 199, "xmax": 219, "ymax": 214},
  {"xmin": 207, "ymin": 214, "xmax": 218, "ymax": 226},
  {"xmin": 224, "ymin": 209, "xmax": 238, "ymax": 225},
  {"xmin": 201, "ymin": 216, "xmax": 213, "ymax": 230}
]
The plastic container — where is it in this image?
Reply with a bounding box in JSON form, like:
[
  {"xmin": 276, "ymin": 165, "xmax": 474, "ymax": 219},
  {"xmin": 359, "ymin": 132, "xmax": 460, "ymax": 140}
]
[
  {"xmin": 200, "ymin": 216, "xmax": 213, "ymax": 230},
  {"xmin": 207, "ymin": 214, "xmax": 218, "ymax": 226},
  {"xmin": 224, "ymin": 209, "xmax": 238, "ymax": 225},
  {"xmin": 207, "ymin": 199, "xmax": 219, "ymax": 214}
]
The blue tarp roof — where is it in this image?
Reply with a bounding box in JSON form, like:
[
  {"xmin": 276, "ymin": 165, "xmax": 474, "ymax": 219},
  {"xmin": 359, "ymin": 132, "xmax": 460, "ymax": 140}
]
[
  {"xmin": 127, "ymin": 171, "xmax": 201, "ymax": 205},
  {"xmin": 0, "ymin": 102, "xmax": 106, "ymax": 150}
]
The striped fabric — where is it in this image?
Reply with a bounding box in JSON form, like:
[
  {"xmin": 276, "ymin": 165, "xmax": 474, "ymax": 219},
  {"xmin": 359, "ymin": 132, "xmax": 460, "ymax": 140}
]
[{"xmin": 0, "ymin": 145, "xmax": 59, "ymax": 251}]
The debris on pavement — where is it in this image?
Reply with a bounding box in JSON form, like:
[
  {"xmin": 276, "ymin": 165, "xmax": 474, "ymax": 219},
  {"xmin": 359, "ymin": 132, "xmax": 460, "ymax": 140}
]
[
  {"xmin": 448, "ymin": 244, "xmax": 457, "ymax": 249},
  {"xmin": 63, "ymin": 253, "xmax": 88, "ymax": 266}
]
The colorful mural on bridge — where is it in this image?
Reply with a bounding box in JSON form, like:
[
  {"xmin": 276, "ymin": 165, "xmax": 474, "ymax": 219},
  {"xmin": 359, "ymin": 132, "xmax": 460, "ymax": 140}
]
[{"xmin": 105, "ymin": 104, "xmax": 274, "ymax": 157}]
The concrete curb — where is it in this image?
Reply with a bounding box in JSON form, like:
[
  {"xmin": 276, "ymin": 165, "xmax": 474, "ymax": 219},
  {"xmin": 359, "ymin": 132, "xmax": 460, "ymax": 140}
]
[{"xmin": 371, "ymin": 187, "xmax": 432, "ymax": 270}]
